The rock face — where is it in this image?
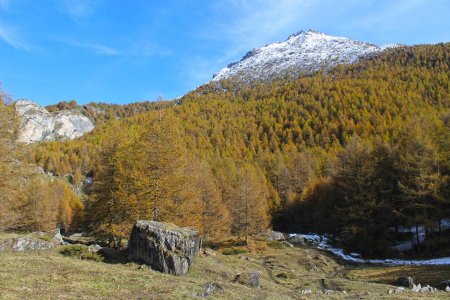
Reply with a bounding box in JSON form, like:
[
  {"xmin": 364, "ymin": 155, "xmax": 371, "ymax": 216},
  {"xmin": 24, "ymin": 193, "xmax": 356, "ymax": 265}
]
[
  {"xmin": 127, "ymin": 221, "xmax": 201, "ymax": 275},
  {"xmin": 15, "ymin": 100, "xmax": 94, "ymax": 143},
  {"xmin": 212, "ymin": 29, "xmax": 398, "ymax": 84}
]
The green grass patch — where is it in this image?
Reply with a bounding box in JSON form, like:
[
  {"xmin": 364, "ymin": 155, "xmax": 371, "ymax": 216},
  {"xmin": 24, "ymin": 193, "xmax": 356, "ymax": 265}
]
[
  {"xmin": 222, "ymin": 248, "xmax": 248, "ymax": 255},
  {"xmin": 267, "ymin": 241, "xmax": 284, "ymax": 249},
  {"xmin": 60, "ymin": 245, "xmax": 103, "ymax": 262}
]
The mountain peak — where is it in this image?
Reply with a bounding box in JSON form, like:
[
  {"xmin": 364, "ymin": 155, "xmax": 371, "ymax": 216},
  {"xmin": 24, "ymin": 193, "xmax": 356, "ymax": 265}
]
[{"xmin": 212, "ymin": 30, "xmax": 396, "ymax": 83}]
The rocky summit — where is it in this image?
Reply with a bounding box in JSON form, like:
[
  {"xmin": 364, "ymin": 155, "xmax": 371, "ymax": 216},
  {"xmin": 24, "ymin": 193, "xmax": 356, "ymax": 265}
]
[
  {"xmin": 15, "ymin": 100, "xmax": 94, "ymax": 143},
  {"xmin": 212, "ymin": 29, "xmax": 398, "ymax": 83},
  {"xmin": 127, "ymin": 221, "xmax": 201, "ymax": 276}
]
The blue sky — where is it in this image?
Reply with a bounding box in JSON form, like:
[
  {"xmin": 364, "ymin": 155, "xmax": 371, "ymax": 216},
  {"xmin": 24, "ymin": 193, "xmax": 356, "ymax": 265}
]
[{"xmin": 0, "ymin": 0, "xmax": 449, "ymax": 106}]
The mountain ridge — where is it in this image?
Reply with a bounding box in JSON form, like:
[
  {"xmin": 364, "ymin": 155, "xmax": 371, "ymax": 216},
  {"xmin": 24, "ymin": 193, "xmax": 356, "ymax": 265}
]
[{"xmin": 211, "ymin": 29, "xmax": 399, "ymax": 83}]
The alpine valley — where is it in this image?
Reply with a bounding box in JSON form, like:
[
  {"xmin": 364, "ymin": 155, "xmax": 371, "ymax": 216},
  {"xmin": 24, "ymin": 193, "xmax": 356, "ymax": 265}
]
[{"xmin": 1, "ymin": 29, "xmax": 449, "ymax": 299}]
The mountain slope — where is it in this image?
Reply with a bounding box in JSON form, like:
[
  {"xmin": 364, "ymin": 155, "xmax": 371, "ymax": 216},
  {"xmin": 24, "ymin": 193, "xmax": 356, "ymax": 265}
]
[{"xmin": 212, "ymin": 29, "xmax": 397, "ymax": 83}]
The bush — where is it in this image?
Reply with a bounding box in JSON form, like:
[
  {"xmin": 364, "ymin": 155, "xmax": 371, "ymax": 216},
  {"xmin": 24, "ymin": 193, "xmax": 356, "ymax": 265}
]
[
  {"xmin": 222, "ymin": 248, "xmax": 248, "ymax": 255},
  {"xmin": 59, "ymin": 245, "xmax": 103, "ymax": 262},
  {"xmin": 267, "ymin": 241, "xmax": 284, "ymax": 249}
]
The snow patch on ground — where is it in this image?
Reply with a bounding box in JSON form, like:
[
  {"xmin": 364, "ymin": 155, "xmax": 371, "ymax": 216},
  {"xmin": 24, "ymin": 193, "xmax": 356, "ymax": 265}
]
[{"xmin": 289, "ymin": 232, "xmax": 450, "ymax": 266}]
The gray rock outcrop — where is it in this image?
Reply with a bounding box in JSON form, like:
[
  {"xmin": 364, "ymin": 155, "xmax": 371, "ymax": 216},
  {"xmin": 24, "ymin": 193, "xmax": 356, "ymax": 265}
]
[
  {"xmin": 127, "ymin": 220, "xmax": 201, "ymax": 275},
  {"xmin": 266, "ymin": 230, "xmax": 286, "ymax": 241},
  {"xmin": 15, "ymin": 100, "xmax": 94, "ymax": 143},
  {"xmin": 233, "ymin": 271, "xmax": 262, "ymax": 288},
  {"xmin": 0, "ymin": 228, "xmax": 64, "ymax": 252},
  {"xmin": 396, "ymin": 276, "xmax": 415, "ymax": 288},
  {"xmin": 0, "ymin": 236, "xmax": 53, "ymax": 252}
]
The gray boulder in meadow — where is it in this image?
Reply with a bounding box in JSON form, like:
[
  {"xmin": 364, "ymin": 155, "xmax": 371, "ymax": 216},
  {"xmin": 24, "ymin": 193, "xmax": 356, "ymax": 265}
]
[{"xmin": 127, "ymin": 221, "xmax": 201, "ymax": 275}]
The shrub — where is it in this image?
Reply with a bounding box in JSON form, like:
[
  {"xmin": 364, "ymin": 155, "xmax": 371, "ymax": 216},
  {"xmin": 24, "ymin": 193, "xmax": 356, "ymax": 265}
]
[{"xmin": 59, "ymin": 245, "xmax": 103, "ymax": 262}]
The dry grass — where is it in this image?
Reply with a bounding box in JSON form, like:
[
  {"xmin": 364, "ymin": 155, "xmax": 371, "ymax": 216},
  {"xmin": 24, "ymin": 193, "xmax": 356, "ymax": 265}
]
[
  {"xmin": 0, "ymin": 236, "xmax": 449, "ymax": 299},
  {"xmin": 348, "ymin": 264, "xmax": 450, "ymax": 287}
]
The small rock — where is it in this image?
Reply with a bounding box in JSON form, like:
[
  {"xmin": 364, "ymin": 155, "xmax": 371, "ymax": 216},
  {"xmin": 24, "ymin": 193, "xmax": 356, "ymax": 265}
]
[
  {"xmin": 301, "ymin": 289, "xmax": 312, "ymax": 295},
  {"xmin": 420, "ymin": 286, "xmax": 430, "ymax": 293},
  {"xmin": 412, "ymin": 283, "xmax": 421, "ymax": 292},
  {"xmin": 445, "ymin": 286, "xmax": 450, "ymax": 292},
  {"xmin": 281, "ymin": 241, "xmax": 294, "ymax": 248},
  {"xmin": 202, "ymin": 248, "xmax": 217, "ymax": 257},
  {"xmin": 197, "ymin": 282, "xmax": 224, "ymax": 297},
  {"xmin": 239, "ymin": 256, "xmax": 255, "ymax": 262},
  {"xmin": 396, "ymin": 276, "xmax": 415, "ymax": 288},
  {"xmin": 288, "ymin": 235, "xmax": 305, "ymax": 245},
  {"xmin": 324, "ymin": 289, "xmax": 333, "ymax": 295},
  {"xmin": 395, "ymin": 287, "xmax": 405, "ymax": 293},
  {"xmin": 234, "ymin": 271, "xmax": 261, "ymax": 288},
  {"xmin": 88, "ymin": 244, "xmax": 102, "ymax": 253},
  {"xmin": 266, "ymin": 230, "xmax": 286, "ymax": 241},
  {"xmin": 45, "ymin": 228, "xmax": 64, "ymax": 245},
  {"xmin": 388, "ymin": 289, "xmax": 394, "ymax": 294}
]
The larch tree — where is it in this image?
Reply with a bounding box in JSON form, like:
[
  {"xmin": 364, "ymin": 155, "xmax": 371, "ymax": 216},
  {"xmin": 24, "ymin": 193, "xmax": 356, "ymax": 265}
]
[
  {"xmin": 187, "ymin": 159, "xmax": 230, "ymax": 242},
  {"xmin": 230, "ymin": 163, "xmax": 269, "ymax": 245}
]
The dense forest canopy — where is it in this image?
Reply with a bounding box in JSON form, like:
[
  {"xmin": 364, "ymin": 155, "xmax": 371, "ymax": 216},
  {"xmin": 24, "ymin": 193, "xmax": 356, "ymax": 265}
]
[{"xmin": 2, "ymin": 43, "xmax": 449, "ymax": 256}]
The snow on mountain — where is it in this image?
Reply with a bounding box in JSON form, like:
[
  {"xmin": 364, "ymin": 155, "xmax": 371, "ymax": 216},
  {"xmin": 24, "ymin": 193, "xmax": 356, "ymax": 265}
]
[{"xmin": 212, "ymin": 30, "xmax": 399, "ymax": 83}]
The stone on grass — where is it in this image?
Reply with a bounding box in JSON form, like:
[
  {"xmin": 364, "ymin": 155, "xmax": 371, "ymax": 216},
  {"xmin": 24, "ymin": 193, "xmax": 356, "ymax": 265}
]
[
  {"xmin": 412, "ymin": 283, "xmax": 421, "ymax": 292},
  {"xmin": 266, "ymin": 230, "xmax": 286, "ymax": 241},
  {"xmin": 127, "ymin": 220, "xmax": 201, "ymax": 276},
  {"xmin": 301, "ymin": 289, "xmax": 312, "ymax": 295},
  {"xmin": 202, "ymin": 248, "xmax": 217, "ymax": 257},
  {"xmin": 288, "ymin": 235, "xmax": 305, "ymax": 246},
  {"xmin": 445, "ymin": 286, "xmax": 450, "ymax": 292},
  {"xmin": 11, "ymin": 237, "xmax": 54, "ymax": 252},
  {"xmin": 234, "ymin": 271, "xmax": 262, "ymax": 288},
  {"xmin": 88, "ymin": 244, "xmax": 102, "ymax": 253},
  {"xmin": 281, "ymin": 241, "xmax": 294, "ymax": 248},
  {"xmin": 196, "ymin": 282, "xmax": 224, "ymax": 297},
  {"xmin": 396, "ymin": 276, "xmax": 414, "ymax": 288}
]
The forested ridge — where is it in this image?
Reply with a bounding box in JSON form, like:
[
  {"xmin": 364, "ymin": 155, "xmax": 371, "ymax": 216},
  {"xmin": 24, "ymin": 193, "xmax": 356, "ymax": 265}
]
[{"xmin": 1, "ymin": 43, "xmax": 449, "ymax": 256}]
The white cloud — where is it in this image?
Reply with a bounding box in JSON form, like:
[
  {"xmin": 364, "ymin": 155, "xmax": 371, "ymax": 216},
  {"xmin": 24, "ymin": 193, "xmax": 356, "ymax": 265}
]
[
  {"xmin": 58, "ymin": 0, "xmax": 99, "ymax": 20},
  {"xmin": 207, "ymin": 0, "xmax": 316, "ymax": 56},
  {"xmin": 0, "ymin": 24, "xmax": 30, "ymax": 51},
  {"xmin": 83, "ymin": 43, "xmax": 120, "ymax": 55},
  {"xmin": 60, "ymin": 39, "xmax": 120, "ymax": 55}
]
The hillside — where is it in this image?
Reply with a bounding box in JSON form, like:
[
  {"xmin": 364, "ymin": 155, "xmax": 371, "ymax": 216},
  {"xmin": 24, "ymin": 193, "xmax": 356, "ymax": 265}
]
[
  {"xmin": 19, "ymin": 43, "xmax": 450, "ymax": 258},
  {"xmin": 1, "ymin": 235, "xmax": 449, "ymax": 299}
]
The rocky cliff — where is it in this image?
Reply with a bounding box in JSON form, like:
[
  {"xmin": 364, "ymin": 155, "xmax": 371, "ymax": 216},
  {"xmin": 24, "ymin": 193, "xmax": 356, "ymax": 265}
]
[{"xmin": 15, "ymin": 100, "xmax": 94, "ymax": 143}]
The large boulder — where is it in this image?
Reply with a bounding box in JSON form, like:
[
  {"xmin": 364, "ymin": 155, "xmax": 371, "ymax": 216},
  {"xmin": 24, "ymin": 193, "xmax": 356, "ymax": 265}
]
[
  {"xmin": 395, "ymin": 276, "xmax": 415, "ymax": 288},
  {"xmin": 127, "ymin": 221, "xmax": 201, "ymax": 275}
]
